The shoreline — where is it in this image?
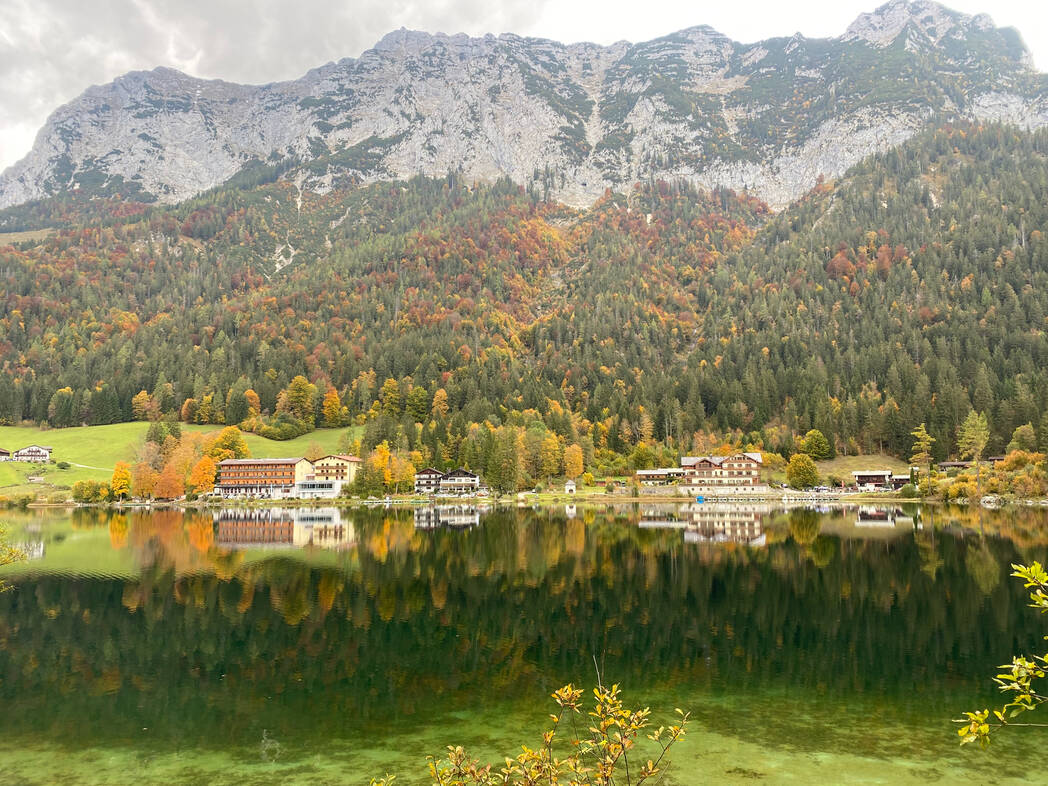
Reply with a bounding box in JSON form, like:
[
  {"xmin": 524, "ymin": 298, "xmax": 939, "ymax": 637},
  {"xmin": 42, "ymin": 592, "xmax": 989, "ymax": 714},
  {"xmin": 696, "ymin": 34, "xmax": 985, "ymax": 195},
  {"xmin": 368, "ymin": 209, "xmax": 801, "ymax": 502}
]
[{"xmin": 15, "ymin": 491, "xmax": 1048, "ymax": 511}]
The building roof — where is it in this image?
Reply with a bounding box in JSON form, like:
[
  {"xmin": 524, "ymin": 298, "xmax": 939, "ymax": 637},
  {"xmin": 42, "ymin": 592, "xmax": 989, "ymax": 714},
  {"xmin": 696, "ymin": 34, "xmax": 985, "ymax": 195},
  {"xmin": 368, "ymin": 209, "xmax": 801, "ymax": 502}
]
[
  {"xmin": 319, "ymin": 454, "xmax": 362, "ymax": 463},
  {"xmin": 443, "ymin": 468, "xmax": 479, "ymax": 479},
  {"xmin": 681, "ymin": 452, "xmax": 763, "ymax": 467},
  {"xmin": 682, "ymin": 456, "xmax": 724, "ymax": 467},
  {"xmin": 219, "ymin": 457, "xmax": 306, "ymax": 466},
  {"xmin": 851, "ymin": 470, "xmax": 893, "ymax": 477},
  {"xmin": 16, "ymin": 445, "xmax": 52, "ymax": 451},
  {"xmin": 416, "ymin": 467, "xmax": 445, "ymax": 477}
]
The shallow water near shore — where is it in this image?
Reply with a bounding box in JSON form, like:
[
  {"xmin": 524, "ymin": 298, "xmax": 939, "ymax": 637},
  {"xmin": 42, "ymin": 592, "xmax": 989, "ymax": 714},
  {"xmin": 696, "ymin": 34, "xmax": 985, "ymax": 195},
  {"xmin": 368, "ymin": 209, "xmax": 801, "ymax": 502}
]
[{"xmin": 2, "ymin": 502, "xmax": 1047, "ymax": 784}]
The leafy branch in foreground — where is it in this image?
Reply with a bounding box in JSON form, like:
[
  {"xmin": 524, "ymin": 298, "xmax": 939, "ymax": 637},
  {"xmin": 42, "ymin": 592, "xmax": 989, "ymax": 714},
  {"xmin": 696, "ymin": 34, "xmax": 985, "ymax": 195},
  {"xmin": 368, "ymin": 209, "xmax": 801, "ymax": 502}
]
[
  {"xmin": 372, "ymin": 683, "xmax": 689, "ymax": 785},
  {"xmin": 0, "ymin": 524, "xmax": 27, "ymax": 592},
  {"xmin": 957, "ymin": 562, "xmax": 1048, "ymax": 746}
]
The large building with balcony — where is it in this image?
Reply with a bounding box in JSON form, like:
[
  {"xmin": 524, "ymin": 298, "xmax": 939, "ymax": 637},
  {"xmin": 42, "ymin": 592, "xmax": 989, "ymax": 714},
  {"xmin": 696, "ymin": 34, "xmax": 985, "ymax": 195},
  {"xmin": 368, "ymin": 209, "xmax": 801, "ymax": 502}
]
[
  {"xmin": 217, "ymin": 457, "xmax": 314, "ymax": 499},
  {"xmin": 439, "ymin": 469, "xmax": 481, "ymax": 494},
  {"xmin": 414, "ymin": 468, "xmax": 445, "ymax": 494},
  {"xmin": 414, "ymin": 468, "xmax": 484, "ymax": 495},
  {"xmin": 681, "ymin": 452, "xmax": 763, "ymax": 486},
  {"xmin": 677, "ymin": 452, "xmax": 771, "ymax": 496},
  {"xmin": 313, "ymin": 454, "xmax": 362, "ymax": 484}
]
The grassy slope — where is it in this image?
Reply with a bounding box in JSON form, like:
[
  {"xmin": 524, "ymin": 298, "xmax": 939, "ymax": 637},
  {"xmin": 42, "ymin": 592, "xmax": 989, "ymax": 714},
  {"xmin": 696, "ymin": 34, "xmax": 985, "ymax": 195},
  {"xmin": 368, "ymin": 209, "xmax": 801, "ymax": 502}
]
[
  {"xmin": 0, "ymin": 228, "xmax": 55, "ymax": 244},
  {"xmin": 761, "ymin": 453, "xmax": 911, "ymax": 485},
  {"xmin": 0, "ymin": 423, "xmax": 361, "ymax": 495},
  {"xmin": 816, "ymin": 453, "xmax": 911, "ymax": 477}
]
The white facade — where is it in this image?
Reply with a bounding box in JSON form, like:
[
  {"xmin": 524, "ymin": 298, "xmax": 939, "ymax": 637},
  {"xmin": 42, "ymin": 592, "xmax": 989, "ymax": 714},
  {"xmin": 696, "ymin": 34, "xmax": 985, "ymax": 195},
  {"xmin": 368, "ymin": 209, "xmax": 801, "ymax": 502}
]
[
  {"xmin": 293, "ymin": 479, "xmax": 344, "ymax": 499},
  {"xmin": 438, "ymin": 469, "xmax": 481, "ymax": 494},
  {"xmin": 414, "ymin": 468, "xmax": 445, "ymax": 494}
]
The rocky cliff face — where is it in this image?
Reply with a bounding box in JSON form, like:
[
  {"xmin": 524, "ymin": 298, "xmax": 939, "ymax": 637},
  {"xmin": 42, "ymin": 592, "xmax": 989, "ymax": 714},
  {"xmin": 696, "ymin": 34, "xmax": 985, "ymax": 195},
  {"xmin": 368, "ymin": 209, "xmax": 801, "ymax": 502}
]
[{"xmin": 2, "ymin": 0, "xmax": 1046, "ymax": 211}]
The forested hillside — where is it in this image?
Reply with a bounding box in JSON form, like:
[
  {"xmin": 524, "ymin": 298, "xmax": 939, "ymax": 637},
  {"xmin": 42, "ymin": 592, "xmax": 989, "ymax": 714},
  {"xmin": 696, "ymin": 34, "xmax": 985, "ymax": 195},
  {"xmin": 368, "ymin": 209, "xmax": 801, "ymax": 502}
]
[{"xmin": 1, "ymin": 122, "xmax": 1046, "ymax": 474}]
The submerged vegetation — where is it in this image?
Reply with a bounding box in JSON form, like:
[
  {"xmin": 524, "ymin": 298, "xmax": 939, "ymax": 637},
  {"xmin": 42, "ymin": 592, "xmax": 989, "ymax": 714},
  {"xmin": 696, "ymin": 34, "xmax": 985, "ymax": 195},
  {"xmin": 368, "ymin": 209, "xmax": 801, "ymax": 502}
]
[{"xmin": 373, "ymin": 683, "xmax": 688, "ymax": 785}]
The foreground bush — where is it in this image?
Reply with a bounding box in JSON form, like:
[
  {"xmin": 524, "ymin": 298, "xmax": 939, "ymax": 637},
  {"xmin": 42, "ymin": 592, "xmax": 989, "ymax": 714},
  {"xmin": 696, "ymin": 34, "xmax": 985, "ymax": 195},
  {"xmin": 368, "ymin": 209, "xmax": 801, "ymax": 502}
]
[{"xmin": 374, "ymin": 683, "xmax": 689, "ymax": 785}]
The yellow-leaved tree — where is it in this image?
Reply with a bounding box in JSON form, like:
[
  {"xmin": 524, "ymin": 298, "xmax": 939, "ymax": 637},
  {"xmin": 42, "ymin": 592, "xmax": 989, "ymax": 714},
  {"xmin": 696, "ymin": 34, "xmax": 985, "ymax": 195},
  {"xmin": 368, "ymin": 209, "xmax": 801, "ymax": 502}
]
[
  {"xmin": 564, "ymin": 443, "xmax": 584, "ymax": 480},
  {"xmin": 322, "ymin": 387, "xmax": 343, "ymax": 427},
  {"xmin": 370, "ymin": 442, "xmax": 393, "ymax": 486},
  {"xmin": 110, "ymin": 462, "xmax": 132, "ymax": 500}
]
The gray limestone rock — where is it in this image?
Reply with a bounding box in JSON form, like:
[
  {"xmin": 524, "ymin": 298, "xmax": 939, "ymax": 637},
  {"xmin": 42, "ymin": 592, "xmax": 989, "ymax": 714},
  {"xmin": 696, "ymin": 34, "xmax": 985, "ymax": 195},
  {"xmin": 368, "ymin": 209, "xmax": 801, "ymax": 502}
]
[{"xmin": 2, "ymin": 0, "xmax": 1045, "ymax": 212}]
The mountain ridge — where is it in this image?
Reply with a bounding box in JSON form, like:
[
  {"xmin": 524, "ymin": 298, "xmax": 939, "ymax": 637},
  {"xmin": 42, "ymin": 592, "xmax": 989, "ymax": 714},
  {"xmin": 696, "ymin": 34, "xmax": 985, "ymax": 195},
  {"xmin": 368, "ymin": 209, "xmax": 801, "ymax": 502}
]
[{"xmin": 2, "ymin": 0, "xmax": 1046, "ymax": 211}]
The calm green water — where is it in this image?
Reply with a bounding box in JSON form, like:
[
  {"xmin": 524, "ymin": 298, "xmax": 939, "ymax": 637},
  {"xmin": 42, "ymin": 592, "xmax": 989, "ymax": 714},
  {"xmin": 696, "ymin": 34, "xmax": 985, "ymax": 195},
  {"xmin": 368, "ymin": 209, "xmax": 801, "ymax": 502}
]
[{"xmin": 1, "ymin": 502, "xmax": 1048, "ymax": 784}]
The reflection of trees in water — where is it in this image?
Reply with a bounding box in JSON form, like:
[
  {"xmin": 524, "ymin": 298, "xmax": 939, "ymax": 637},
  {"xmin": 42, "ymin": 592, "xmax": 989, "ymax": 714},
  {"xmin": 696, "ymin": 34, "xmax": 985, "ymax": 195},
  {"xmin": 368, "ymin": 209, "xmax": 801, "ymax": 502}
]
[
  {"xmin": 788, "ymin": 509, "xmax": 821, "ymax": 545},
  {"xmin": 0, "ymin": 507, "xmax": 1046, "ymax": 749},
  {"xmin": 965, "ymin": 539, "xmax": 1002, "ymax": 597}
]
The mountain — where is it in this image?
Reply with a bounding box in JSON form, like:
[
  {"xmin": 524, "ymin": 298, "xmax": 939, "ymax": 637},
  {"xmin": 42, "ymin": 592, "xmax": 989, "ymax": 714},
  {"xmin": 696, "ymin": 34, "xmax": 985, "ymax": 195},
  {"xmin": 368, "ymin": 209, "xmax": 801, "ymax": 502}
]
[{"xmin": 2, "ymin": 0, "xmax": 1046, "ymax": 212}]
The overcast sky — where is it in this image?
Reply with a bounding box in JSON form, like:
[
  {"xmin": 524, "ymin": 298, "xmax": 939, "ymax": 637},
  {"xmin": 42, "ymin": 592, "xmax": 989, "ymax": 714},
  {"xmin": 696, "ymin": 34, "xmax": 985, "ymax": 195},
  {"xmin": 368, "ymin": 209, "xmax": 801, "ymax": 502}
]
[{"xmin": 1, "ymin": 0, "xmax": 1045, "ymax": 171}]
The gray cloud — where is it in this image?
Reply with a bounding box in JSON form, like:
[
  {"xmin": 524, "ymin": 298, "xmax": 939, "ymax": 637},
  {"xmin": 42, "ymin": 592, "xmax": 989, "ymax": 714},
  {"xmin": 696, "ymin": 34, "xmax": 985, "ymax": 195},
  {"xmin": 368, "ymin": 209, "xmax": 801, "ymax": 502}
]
[{"xmin": 0, "ymin": 0, "xmax": 548, "ymax": 169}]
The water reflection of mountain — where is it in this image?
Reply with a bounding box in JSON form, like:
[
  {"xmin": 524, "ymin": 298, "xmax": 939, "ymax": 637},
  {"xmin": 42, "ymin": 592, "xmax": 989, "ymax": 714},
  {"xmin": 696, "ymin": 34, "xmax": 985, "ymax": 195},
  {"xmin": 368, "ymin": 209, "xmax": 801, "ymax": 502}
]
[
  {"xmin": 414, "ymin": 505, "xmax": 487, "ymax": 530},
  {"xmin": 641, "ymin": 502, "xmax": 770, "ymax": 546},
  {"xmin": 213, "ymin": 508, "xmax": 353, "ymax": 550}
]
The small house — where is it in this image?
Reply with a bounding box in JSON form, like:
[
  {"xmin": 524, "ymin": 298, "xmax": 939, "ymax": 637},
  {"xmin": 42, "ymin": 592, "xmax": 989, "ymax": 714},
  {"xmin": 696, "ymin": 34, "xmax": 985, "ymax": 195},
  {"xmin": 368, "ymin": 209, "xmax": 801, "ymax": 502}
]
[
  {"xmin": 565, "ymin": 479, "xmax": 577, "ymax": 495},
  {"xmin": 0, "ymin": 448, "xmax": 10, "ymax": 461}
]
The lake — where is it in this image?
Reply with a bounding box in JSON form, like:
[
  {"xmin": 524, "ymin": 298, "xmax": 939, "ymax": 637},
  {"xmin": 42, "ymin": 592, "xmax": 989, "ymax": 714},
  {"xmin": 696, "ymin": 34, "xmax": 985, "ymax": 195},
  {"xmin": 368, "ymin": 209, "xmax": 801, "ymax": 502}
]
[{"xmin": 1, "ymin": 502, "xmax": 1047, "ymax": 784}]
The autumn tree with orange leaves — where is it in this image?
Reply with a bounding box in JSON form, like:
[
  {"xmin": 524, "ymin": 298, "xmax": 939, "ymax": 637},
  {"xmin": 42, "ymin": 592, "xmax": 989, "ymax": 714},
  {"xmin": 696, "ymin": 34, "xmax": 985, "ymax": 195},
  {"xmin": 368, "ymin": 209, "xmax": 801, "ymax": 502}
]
[{"xmin": 188, "ymin": 456, "xmax": 218, "ymax": 496}]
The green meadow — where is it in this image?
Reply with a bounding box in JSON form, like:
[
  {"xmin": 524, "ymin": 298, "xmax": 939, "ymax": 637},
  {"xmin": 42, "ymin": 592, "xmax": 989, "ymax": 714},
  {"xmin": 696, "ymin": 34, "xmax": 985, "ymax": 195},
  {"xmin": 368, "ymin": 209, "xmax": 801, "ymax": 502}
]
[{"xmin": 0, "ymin": 423, "xmax": 361, "ymax": 499}]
